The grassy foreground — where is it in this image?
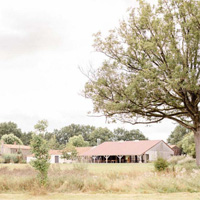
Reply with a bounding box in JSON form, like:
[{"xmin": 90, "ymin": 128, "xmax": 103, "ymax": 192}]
[
  {"xmin": 0, "ymin": 193, "xmax": 200, "ymax": 200},
  {"xmin": 0, "ymin": 160, "xmax": 199, "ymax": 195}
]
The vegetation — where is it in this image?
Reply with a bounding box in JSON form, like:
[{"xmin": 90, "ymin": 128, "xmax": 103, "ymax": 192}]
[
  {"xmin": 154, "ymin": 158, "xmax": 169, "ymax": 171},
  {"xmin": 69, "ymin": 135, "xmax": 89, "ymax": 147},
  {"xmin": 178, "ymin": 132, "xmax": 195, "ymax": 158},
  {"xmin": 30, "ymin": 134, "xmax": 50, "ymax": 185},
  {"xmin": 1, "ymin": 133, "xmax": 23, "ymax": 145},
  {"xmin": 61, "ymin": 144, "xmax": 78, "ymax": 160},
  {"xmin": 84, "ymin": 0, "xmax": 200, "ymax": 165},
  {"xmin": 0, "ymin": 161, "xmax": 198, "ymax": 195},
  {"xmin": 167, "ymin": 125, "xmax": 189, "ymax": 145}
]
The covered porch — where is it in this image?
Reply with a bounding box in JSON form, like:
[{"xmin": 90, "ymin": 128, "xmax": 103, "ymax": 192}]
[{"xmin": 89, "ymin": 154, "xmax": 149, "ymax": 163}]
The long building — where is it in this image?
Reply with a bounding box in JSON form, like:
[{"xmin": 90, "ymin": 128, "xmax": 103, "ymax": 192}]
[{"xmin": 81, "ymin": 140, "xmax": 174, "ymax": 163}]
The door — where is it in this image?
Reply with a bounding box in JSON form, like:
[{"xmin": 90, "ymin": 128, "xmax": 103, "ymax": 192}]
[{"xmin": 55, "ymin": 156, "xmax": 59, "ymax": 163}]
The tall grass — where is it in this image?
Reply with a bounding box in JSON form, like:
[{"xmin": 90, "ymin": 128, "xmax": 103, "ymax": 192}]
[{"xmin": 0, "ymin": 159, "xmax": 199, "ymax": 194}]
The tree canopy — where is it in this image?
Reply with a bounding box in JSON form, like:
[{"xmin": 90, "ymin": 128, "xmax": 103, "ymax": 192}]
[
  {"xmin": 167, "ymin": 125, "xmax": 189, "ymax": 145},
  {"xmin": 84, "ymin": 0, "xmax": 200, "ymax": 165},
  {"xmin": 0, "ymin": 122, "xmax": 22, "ymax": 139},
  {"xmin": 68, "ymin": 135, "xmax": 89, "ymax": 147},
  {"xmin": 1, "ymin": 133, "xmax": 23, "ymax": 145},
  {"xmin": 113, "ymin": 128, "xmax": 148, "ymax": 141}
]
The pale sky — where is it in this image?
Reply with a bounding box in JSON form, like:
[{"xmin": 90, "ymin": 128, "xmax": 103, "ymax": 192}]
[{"xmin": 0, "ymin": 0, "xmax": 176, "ymax": 141}]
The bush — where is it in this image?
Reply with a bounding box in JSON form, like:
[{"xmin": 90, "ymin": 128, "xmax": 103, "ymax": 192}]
[
  {"xmin": 154, "ymin": 158, "xmax": 169, "ymax": 171},
  {"xmin": 2, "ymin": 154, "xmax": 11, "ymax": 163}
]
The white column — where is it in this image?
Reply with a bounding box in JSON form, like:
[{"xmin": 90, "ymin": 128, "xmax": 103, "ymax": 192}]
[
  {"xmin": 104, "ymin": 155, "xmax": 110, "ymax": 163},
  {"xmin": 117, "ymin": 155, "xmax": 122, "ymax": 163},
  {"xmin": 92, "ymin": 156, "xmax": 96, "ymax": 163}
]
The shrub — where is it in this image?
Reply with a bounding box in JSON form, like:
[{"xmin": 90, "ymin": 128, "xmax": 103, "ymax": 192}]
[
  {"xmin": 154, "ymin": 158, "xmax": 169, "ymax": 171},
  {"xmin": 2, "ymin": 154, "xmax": 11, "ymax": 163}
]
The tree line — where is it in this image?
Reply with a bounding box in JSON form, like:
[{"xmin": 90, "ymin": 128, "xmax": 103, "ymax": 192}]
[{"xmin": 0, "ymin": 120, "xmax": 148, "ymax": 149}]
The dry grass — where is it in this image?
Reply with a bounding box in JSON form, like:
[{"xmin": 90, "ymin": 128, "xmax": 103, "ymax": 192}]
[
  {"xmin": 0, "ymin": 193, "xmax": 200, "ymax": 200},
  {"xmin": 0, "ymin": 161, "xmax": 199, "ymax": 195}
]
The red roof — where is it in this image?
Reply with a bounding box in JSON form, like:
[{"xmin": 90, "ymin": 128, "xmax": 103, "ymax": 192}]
[
  {"xmin": 81, "ymin": 140, "xmax": 162, "ymax": 156},
  {"xmin": 76, "ymin": 147, "xmax": 92, "ymax": 155},
  {"xmin": 3, "ymin": 144, "xmax": 31, "ymax": 150},
  {"xmin": 49, "ymin": 150, "xmax": 62, "ymax": 155}
]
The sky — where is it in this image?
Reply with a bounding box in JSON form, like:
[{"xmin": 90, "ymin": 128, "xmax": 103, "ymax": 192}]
[{"xmin": 0, "ymin": 0, "xmax": 177, "ymax": 141}]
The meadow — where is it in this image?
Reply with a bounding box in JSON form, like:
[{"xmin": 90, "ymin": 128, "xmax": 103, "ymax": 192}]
[{"xmin": 0, "ymin": 157, "xmax": 200, "ymax": 199}]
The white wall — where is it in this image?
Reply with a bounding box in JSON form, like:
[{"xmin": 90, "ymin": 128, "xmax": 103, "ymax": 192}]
[
  {"xmin": 145, "ymin": 141, "xmax": 174, "ymax": 161},
  {"xmin": 27, "ymin": 155, "xmax": 72, "ymax": 164}
]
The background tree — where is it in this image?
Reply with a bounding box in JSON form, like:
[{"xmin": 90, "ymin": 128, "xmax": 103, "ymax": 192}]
[
  {"xmin": 84, "ymin": 0, "xmax": 200, "ymax": 165},
  {"xmin": 68, "ymin": 135, "xmax": 89, "ymax": 147},
  {"xmin": 55, "ymin": 124, "xmax": 95, "ymax": 145},
  {"xmin": 0, "ymin": 122, "xmax": 22, "ymax": 139},
  {"xmin": 89, "ymin": 127, "xmax": 114, "ymax": 146},
  {"xmin": 167, "ymin": 125, "xmax": 189, "ymax": 145},
  {"xmin": 178, "ymin": 132, "xmax": 195, "ymax": 158},
  {"xmin": 61, "ymin": 143, "xmax": 78, "ymax": 161},
  {"xmin": 21, "ymin": 132, "xmax": 33, "ymax": 145},
  {"xmin": 113, "ymin": 128, "xmax": 148, "ymax": 141},
  {"xmin": 30, "ymin": 134, "xmax": 50, "ymax": 185},
  {"xmin": 34, "ymin": 119, "xmax": 48, "ymax": 135},
  {"xmin": 1, "ymin": 133, "xmax": 23, "ymax": 145},
  {"xmin": 47, "ymin": 135, "xmax": 60, "ymax": 150}
]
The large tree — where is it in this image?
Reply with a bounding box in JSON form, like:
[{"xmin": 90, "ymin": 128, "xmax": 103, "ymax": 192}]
[
  {"xmin": 84, "ymin": 0, "xmax": 200, "ymax": 165},
  {"xmin": 0, "ymin": 122, "xmax": 22, "ymax": 139}
]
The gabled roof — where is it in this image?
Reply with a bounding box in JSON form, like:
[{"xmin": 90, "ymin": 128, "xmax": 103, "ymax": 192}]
[
  {"xmin": 76, "ymin": 147, "xmax": 92, "ymax": 155},
  {"xmin": 49, "ymin": 150, "xmax": 62, "ymax": 155},
  {"xmin": 81, "ymin": 140, "xmax": 163, "ymax": 156},
  {"xmin": 3, "ymin": 144, "xmax": 31, "ymax": 150}
]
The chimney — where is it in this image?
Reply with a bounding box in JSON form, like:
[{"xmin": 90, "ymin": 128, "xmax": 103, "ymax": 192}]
[
  {"xmin": 14, "ymin": 141, "xmax": 16, "ymax": 145},
  {"xmin": 97, "ymin": 138, "xmax": 101, "ymax": 146}
]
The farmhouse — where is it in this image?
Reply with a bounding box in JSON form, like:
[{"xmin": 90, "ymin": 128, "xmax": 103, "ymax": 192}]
[
  {"xmin": 0, "ymin": 142, "xmax": 31, "ymax": 160},
  {"xmin": 81, "ymin": 140, "xmax": 174, "ymax": 163},
  {"xmin": 27, "ymin": 147, "xmax": 92, "ymax": 164}
]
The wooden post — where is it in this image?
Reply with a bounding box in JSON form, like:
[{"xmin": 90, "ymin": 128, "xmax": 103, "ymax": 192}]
[
  {"xmin": 92, "ymin": 156, "xmax": 96, "ymax": 163},
  {"xmin": 117, "ymin": 155, "xmax": 122, "ymax": 163},
  {"xmin": 104, "ymin": 155, "xmax": 110, "ymax": 163},
  {"xmin": 139, "ymin": 155, "xmax": 142, "ymax": 163}
]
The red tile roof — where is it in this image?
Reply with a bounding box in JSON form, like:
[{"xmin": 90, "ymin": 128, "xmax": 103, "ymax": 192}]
[
  {"xmin": 76, "ymin": 147, "xmax": 92, "ymax": 155},
  {"xmin": 49, "ymin": 150, "xmax": 62, "ymax": 155},
  {"xmin": 81, "ymin": 140, "xmax": 163, "ymax": 156},
  {"xmin": 3, "ymin": 144, "xmax": 31, "ymax": 150}
]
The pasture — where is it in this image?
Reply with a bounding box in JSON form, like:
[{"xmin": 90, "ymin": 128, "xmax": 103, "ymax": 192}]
[{"xmin": 0, "ymin": 161, "xmax": 199, "ymax": 199}]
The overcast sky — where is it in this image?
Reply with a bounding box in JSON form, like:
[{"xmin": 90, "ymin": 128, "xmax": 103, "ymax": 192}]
[{"xmin": 0, "ymin": 0, "xmax": 177, "ymax": 141}]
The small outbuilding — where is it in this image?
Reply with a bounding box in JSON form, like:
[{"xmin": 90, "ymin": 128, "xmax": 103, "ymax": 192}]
[
  {"xmin": 81, "ymin": 140, "xmax": 174, "ymax": 163},
  {"xmin": 170, "ymin": 145, "xmax": 181, "ymax": 156}
]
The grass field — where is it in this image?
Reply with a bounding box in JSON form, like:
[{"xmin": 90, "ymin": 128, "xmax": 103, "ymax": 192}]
[
  {"xmin": 0, "ymin": 160, "xmax": 199, "ymax": 199},
  {"xmin": 0, "ymin": 193, "xmax": 200, "ymax": 200}
]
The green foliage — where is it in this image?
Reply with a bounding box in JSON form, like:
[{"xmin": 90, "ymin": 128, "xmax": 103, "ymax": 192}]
[
  {"xmin": 154, "ymin": 158, "xmax": 169, "ymax": 171},
  {"xmin": 84, "ymin": 0, "xmax": 200, "ymax": 164},
  {"xmin": 2, "ymin": 153, "xmax": 22, "ymax": 163},
  {"xmin": 21, "ymin": 132, "xmax": 33, "ymax": 145},
  {"xmin": 30, "ymin": 134, "xmax": 50, "ymax": 185},
  {"xmin": 89, "ymin": 127, "xmax": 114, "ymax": 146},
  {"xmin": 69, "ymin": 135, "xmax": 89, "ymax": 147},
  {"xmin": 167, "ymin": 125, "xmax": 189, "ymax": 145},
  {"xmin": 178, "ymin": 132, "xmax": 195, "ymax": 158},
  {"xmin": 1, "ymin": 133, "xmax": 23, "ymax": 145},
  {"xmin": 34, "ymin": 119, "xmax": 48, "ymax": 135},
  {"xmin": 55, "ymin": 124, "xmax": 95, "ymax": 145},
  {"xmin": 0, "ymin": 122, "xmax": 22, "ymax": 139},
  {"xmin": 113, "ymin": 128, "xmax": 148, "ymax": 141},
  {"xmin": 62, "ymin": 143, "xmax": 78, "ymax": 160},
  {"xmin": 47, "ymin": 135, "xmax": 60, "ymax": 150}
]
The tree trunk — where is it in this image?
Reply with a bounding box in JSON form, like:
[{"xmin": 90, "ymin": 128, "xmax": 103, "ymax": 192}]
[{"xmin": 194, "ymin": 129, "xmax": 200, "ymax": 166}]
